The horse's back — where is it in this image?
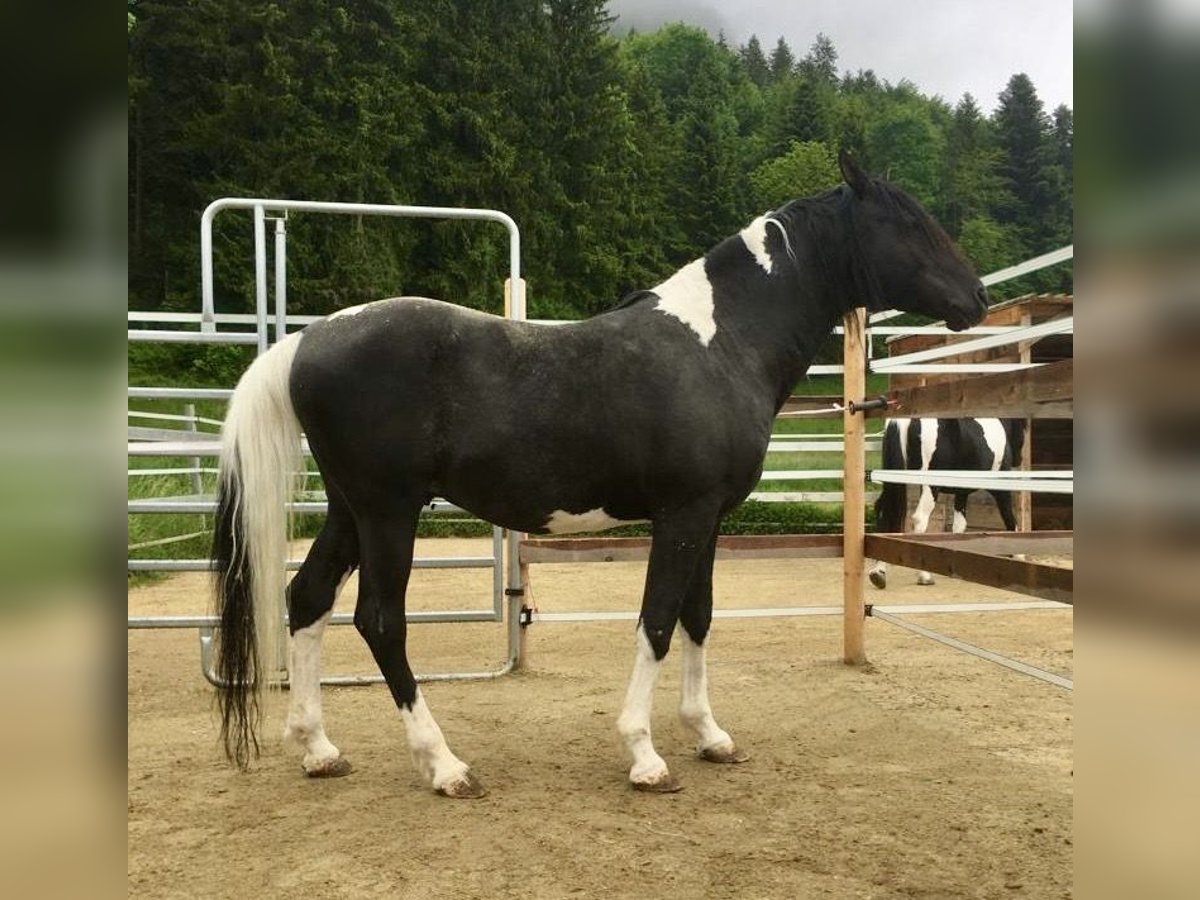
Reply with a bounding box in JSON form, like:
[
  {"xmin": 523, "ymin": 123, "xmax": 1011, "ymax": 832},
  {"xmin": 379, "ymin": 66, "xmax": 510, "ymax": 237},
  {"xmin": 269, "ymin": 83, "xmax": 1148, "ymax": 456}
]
[{"xmin": 287, "ymin": 296, "xmax": 767, "ymax": 528}]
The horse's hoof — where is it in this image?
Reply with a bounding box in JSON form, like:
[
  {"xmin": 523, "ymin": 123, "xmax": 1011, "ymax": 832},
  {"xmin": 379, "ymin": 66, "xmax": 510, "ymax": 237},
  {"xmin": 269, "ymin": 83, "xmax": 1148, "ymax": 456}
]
[
  {"xmin": 304, "ymin": 757, "xmax": 353, "ymax": 778},
  {"xmin": 632, "ymin": 772, "xmax": 683, "ymax": 793},
  {"xmin": 699, "ymin": 744, "xmax": 750, "ymax": 764},
  {"xmin": 436, "ymin": 770, "xmax": 487, "ymax": 799},
  {"xmin": 917, "ymin": 574, "xmax": 935, "ymax": 586},
  {"xmin": 868, "ymin": 570, "xmax": 886, "ymax": 590}
]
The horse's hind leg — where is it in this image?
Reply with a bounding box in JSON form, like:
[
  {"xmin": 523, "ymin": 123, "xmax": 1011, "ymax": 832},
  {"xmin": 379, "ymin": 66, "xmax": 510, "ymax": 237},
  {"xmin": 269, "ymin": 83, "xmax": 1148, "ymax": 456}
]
[
  {"xmin": 678, "ymin": 529, "xmax": 748, "ymax": 766},
  {"xmin": 952, "ymin": 492, "xmax": 970, "ymax": 534},
  {"xmin": 991, "ymin": 490, "xmax": 1017, "ymax": 532},
  {"xmin": 354, "ymin": 503, "xmax": 484, "ymax": 799},
  {"xmin": 284, "ymin": 494, "xmax": 357, "ymax": 777}
]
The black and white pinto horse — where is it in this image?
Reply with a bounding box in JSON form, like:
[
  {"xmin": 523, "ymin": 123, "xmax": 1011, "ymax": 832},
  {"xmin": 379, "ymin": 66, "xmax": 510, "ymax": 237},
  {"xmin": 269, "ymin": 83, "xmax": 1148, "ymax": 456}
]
[
  {"xmin": 212, "ymin": 153, "xmax": 987, "ymax": 797},
  {"xmin": 868, "ymin": 417, "xmax": 1027, "ymax": 588}
]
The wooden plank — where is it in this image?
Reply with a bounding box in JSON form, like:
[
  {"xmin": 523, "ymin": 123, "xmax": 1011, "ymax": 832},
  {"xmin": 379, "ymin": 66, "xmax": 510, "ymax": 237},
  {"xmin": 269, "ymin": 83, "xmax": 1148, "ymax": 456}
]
[
  {"xmin": 843, "ymin": 309, "xmax": 867, "ymax": 664},
  {"xmin": 878, "ymin": 358, "xmax": 1073, "ymax": 419},
  {"xmin": 869, "ymin": 530, "xmax": 1072, "ymax": 556},
  {"xmin": 864, "ymin": 534, "xmax": 1073, "ymax": 603},
  {"xmin": 1018, "ymin": 309, "xmax": 1033, "ymax": 531},
  {"xmin": 519, "ymin": 534, "xmax": 845, "ymax": 565}
]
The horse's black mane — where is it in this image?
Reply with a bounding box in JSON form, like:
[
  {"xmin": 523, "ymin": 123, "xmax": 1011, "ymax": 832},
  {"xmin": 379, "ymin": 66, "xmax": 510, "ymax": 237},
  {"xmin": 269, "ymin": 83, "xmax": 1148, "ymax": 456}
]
[{"xmin": 610, "ymin": 288, "xmax": 658, "ymax": 313}]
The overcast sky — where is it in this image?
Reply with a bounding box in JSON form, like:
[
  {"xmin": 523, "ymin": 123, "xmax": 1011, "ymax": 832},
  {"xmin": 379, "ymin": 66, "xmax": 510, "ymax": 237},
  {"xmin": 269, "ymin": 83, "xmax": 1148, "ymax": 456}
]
[{"xmin": 607, "ymin": 0, "xmax": 1073, "ymax": 114}]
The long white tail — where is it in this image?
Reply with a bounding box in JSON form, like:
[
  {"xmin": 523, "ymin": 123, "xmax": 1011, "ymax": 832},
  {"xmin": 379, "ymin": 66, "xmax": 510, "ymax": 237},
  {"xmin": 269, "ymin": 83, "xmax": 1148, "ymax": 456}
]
[{"xmin": 211, "ymin": 331, "xmax": 304, "ymax": 767}]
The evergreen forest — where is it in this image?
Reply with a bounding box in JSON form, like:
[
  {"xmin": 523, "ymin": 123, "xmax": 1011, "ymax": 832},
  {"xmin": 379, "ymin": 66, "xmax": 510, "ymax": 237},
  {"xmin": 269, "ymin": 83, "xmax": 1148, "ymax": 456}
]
[{"xmin": 128, "ymin": 1, "xmax": 1073, "ymax": 330}]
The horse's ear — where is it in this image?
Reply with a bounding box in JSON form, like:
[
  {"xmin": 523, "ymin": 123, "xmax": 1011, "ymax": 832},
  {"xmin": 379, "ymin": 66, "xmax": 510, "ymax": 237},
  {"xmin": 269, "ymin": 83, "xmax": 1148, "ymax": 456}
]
[{"xmin": 839, "ymin": 150, "xmax": 873, "ymax": 199}]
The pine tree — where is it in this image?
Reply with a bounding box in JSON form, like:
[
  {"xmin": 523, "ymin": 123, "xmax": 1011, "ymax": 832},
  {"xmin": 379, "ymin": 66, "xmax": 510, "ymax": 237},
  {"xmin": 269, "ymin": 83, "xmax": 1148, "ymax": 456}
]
[
  {"xmin": 993, "ymin": 73, "xmax": 1052, "ymax": 245},
  {"xmin": 739, "ymin": 35, "xmax": 770, "ymax": 88},
  {"xmin": 944, "ymin": 93, "xmax": 1008, "ymax": 236},
  {"xmin": 800, "ymin": 33, "xmax": 838, "ymax": 83},
  {"xmin": 769, "ymin": 37, "xmax": 795, "ymax": 82}
]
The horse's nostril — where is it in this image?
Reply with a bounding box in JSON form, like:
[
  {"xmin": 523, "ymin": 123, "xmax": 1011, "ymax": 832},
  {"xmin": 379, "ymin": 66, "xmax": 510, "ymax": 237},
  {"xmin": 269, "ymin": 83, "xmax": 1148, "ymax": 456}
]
[{"xmin": 975, "ymin": 285, "xmax": 989, "ymax": 307}]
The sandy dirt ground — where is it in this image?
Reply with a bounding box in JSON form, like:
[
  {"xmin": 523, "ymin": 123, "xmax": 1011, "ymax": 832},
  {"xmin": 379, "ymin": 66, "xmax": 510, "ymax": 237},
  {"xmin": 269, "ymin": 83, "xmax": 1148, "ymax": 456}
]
[{"xmin": 129, "ymin": 537, "xmax": 1072, "ymax": 899}]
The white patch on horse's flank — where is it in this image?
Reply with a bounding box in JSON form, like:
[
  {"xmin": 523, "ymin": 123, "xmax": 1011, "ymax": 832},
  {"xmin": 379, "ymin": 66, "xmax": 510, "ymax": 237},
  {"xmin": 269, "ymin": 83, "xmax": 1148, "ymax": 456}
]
[
  {"xmin": 400, "ymin": 689, "xmax": 472, "ymax": 792},
  {"xmin": 283, "ymin": 611, "xmax": 341, "ymax": 773},
  {"xmin": 617, "ymin": 625, "xmax": 670, "ymax": 785},
  {"xmin": 543, "ymin": 507, "xmax": 645, "ymax": 535},
  {"xmin": 740, "ymin": 215, "xmax": 774, "ymax": 273},
  {"xmin": 652, "ymin": 258, "xmax": 717, "ymax": 346},
  {"xmin": 979, "ymin": 418, "xmax": 1008, "ymax": 470},
  {"xmin": 678, "ymin": 632, "xmax": 735, "ymax": 755}
]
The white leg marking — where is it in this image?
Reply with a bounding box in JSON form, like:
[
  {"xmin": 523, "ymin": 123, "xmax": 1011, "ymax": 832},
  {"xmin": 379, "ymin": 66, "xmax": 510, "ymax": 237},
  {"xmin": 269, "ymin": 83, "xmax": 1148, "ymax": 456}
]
[
  {"xmin": 952, "ymin": 510, "xmax": 968, "ymax": 534},
  {"xmin": 911, "ymin": 486, "xmax": 936, "ymax": 535},
  {"xmin": 283, "ymin": 610, "xmax": 342, "ymax": 773},
  {"xmin": 617, "ymin": 625, "xmax": 670, "ymax": 785},
  {"xmin": 399, "ymin": 689, "xmax": 473, "ymax": 793},
  {"xmin": 912, "ymin": 486, "xmax": 936, "ymax": 585},
  {"xmin": 653, "ymin": 258, "xmax": 717, "ymax": 346},
  {"xmin": 679, "ymin": 632, "xmax": 734, "ymax": 755}
]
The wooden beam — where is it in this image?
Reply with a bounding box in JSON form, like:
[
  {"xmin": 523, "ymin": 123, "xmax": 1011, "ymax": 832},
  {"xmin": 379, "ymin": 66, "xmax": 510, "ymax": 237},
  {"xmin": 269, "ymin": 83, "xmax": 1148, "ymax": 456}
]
[
  {"xmin": 1017, "ymin": 309, "xmax": 1034, "ymax": 531},
  {"xmin": 864, "ymin": 534, "xmax": 1073, "ymax": 603},
  {"xmin": 519, "ymin": 534, "xmax": 846, "ymax": 565},
  {"xmin": 871, "ymin": 530, "xmax": 1072, "ymax": 556},
  {"xmin": 843, "ymin": 309, "xmax": 867, "ymax": 664},
  {"xmin": 876, "ymin": 358, "xmax": 1073, "ymax": 419}
]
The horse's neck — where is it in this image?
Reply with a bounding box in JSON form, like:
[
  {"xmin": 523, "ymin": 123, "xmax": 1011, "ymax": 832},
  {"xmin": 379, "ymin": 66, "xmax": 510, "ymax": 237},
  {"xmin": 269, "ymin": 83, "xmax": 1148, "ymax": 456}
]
[{"xmin": 707, "ymin": 228, "xmax": 848, "ymax": 405}]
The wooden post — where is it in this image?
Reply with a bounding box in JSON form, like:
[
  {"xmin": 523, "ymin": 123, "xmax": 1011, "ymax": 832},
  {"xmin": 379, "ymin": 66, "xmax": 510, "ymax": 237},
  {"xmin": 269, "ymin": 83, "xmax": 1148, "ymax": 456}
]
[
  {"xmin": 1017, "ymin": 310, "xmax": 1033, "ymax": 531},
  {"xmin": 517, "ymin": 561, "xmax": 532, "ymax": 669},
  {"xmin": 503, "ymin": 278, "xmax": 527, "ymax": 320},
  {"xmin": 842, "ymin": 308, "xmax": 867, "ymax": 665}
]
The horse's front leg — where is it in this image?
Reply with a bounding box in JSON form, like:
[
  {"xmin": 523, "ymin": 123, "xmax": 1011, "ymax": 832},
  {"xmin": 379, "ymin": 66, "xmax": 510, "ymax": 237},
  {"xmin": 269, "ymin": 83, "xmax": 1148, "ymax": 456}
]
[
  {"xmin": 617, "ymin": 506, "xmax": 718, "ymax": 792},
  {"xmin": 678, "ymin": 530, "xmax": 749, "ymax": 765},
  {"xmin": 911, "ymin": 485, "xmax": 938, "ymax": 585}
]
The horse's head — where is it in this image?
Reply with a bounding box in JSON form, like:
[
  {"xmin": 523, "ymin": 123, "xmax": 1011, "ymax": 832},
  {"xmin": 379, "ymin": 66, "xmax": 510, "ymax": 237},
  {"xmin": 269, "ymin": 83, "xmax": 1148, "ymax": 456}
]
[{"xmin": 838, "ymin": 151, "xmax": 988, "ymax": 331}]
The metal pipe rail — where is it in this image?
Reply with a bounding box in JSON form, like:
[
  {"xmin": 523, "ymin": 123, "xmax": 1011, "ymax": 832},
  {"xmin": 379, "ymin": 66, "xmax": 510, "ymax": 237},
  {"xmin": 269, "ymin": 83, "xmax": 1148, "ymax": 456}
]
[
  {"xmin": 129, "ymin": 612, "xmax": 517, "ymax": 688},
  {"xmin": 129, "ymin": 198, "xmax": 529, "ymax": 690},
  {"xmin": 199, "ymin": 198, "xmax": 524, "ymax": 341}
]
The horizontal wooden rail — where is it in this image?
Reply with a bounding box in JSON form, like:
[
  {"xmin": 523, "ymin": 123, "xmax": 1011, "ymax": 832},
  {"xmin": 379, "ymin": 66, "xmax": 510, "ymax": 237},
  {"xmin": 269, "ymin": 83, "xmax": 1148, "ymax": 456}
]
[
  {"xmin": 880, "ymin": 358, "xmax": 1073, "ymax": 419},
  {"xmin": 865, "ymin": 532, "xmax": 1073, "ymax": 603},
  {"xmin": 520, "ymin": 533, "xmax": 846, "ymax": 565}
]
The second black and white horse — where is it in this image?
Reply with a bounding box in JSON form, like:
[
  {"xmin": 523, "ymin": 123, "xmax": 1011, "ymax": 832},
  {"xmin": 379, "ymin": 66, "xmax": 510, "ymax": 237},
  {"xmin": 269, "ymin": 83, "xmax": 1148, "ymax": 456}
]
[
  {"xmin": 868, "ymin": 417, "xmax": 1027, "ymax": 588},
  {"xmin": 211, "ymin": 152, "xmax": 988, "ymax": 798}
]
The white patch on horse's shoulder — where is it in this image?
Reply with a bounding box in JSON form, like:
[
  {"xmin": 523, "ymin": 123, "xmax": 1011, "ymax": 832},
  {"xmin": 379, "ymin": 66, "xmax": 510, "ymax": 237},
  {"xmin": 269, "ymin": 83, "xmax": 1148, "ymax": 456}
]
[
  {"xmin": 328, "ymin": 302, "xmax": 374, "ymax": 320},
  {"xmin": 543, "ymin": 507, "xmax": 644, "ymax": 535},
  {"xmin": 979, "ymin": 419, "xmax": 1008, "ymax": 470},
  {"xmin": 653, "ymin": 258, "xmax": 716, "ymax": 346},
  {"xmin": 892, "ymin": 418, "xmax": 911, "ymax": 467},
  {"xmin": 918, "ymin": 418, "xmax": 939, "ymax": 468},
  {"xmin": 740, "ymin": 215, "xmax": 774, "ymax": 274}
]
